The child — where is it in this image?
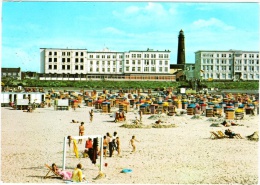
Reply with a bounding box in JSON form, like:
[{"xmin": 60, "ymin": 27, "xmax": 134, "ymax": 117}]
[
  {"xmin": 129, "ymin": 135, "xmax": 139, "ymax": 152},
  {"xmin": 89, "ymin": 109, "xmax": 94, "ymax": 122},
  {"xmin": 78, "ymin": 122, "xmax": 85, "ymax": 144}
]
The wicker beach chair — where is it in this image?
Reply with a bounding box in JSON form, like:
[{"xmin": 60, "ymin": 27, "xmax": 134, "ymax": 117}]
[{"xmin": 44, "ymin": 164, "xmax": 63, "ymax": 179}]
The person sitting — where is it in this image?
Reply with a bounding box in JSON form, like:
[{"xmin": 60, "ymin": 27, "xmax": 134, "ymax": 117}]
[
  {"xmin": 224, "ymin": 129, "xmax": 243, "ymax": 139},
  {"xmin": 51, "ymin": 163, "xmax": 72, "ymax": 180},
  {"xmin": 71, "ymin": 163, "xmax": 86, "ymax": 182},
  {"xmin": 221, "ymin": 120, "xmax": 230, "ymax": 127}
]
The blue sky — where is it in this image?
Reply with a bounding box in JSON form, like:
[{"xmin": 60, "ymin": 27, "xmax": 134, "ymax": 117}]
[{"xmin": 2, "ymin": 2, "xmax": 259, "ymax": 72}]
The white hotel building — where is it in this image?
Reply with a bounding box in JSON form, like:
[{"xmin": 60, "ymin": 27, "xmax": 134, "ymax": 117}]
[
  {"xmin": 39, "ymin": 48, "xmax": 175, "ymax": 81},
  {"xmin": 194, "ymin": 50, "xmax": 259, "ymax": 81}
]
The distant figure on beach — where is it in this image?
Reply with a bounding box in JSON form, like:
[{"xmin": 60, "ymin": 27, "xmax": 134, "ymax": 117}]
[
  {"xmin": 224, "ymin": 129, "xmax": 243, "ymax": 139},
  {"xmin": 52, "ymin": 163, "xmax": 72, "ymax": 180},
  {"xmin": 85, "ymin": 138, "xmax": 93, "ymax": 152},
  {"xmin": 89, "ymin": 109, "xmax": 94, "ymax": 122},
  {"xmin": 71, "ymin": 163, "xmax": 86, "ymax": 182},
  {"xmin": 116, "ymin": 137, "xmax": 121, "ymax": 156},
  {"xmin": 221, "ymin": 120, "xmax": 230, "ymax": 127},
  {"xmin": 129, "ymin": 135, "xmax": 139, "ymax": 152},
  {"xmin": 106, "ymin": 132, "xmax": 114, "ymax": 157},
  {"xmin": 139, "ymin": 110, "xmax": 143, "ymax": 121},
  {"xmin": 67, "ymin": 136, "xmax": 72, "ymax": 148},
  {"xmin": 72, "ymin": 120, "xmax": 79, "ymax": 123},
  {"xmin": 103, "ymin": 135, "xmax": 108, "ymax": 158},
  {"xmin": 78, "ymin": 122, "xmax": 85, "ymax": 144}
]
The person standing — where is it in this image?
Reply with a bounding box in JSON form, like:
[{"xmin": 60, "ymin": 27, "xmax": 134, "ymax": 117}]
[
  {"xmin": 116, "ymin": 137, "xmax": 121, "ymax": 156},
  {"xmin": 139, "ymin": 110, "xmax": 143, "ymax": 122},
  {"xmin": 89, "ymin": 109, "xmax": 94, "ymax": 122},
  {"xmin": 103, "ymin": 135, "xmax": 108, "ymax": 158},
  {"xmin": 106, "ymin": 133, "xmax": 113, "ymax": 157},
  {"xmin": 78, "ymin": 122, "xmax": 85, "ymax": 144},
  {"xmin": 129, "ymin": 135, "xmax": 139, "ymax": 152}
]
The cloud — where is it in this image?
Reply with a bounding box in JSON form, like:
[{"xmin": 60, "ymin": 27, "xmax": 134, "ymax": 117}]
[
  {"xmin": 101, "ymin": 27, "xmax": 125, "ymax": 35},
  {"xmin": 192, "ymin": 18, "xmax": 235, "ymax": 31}
]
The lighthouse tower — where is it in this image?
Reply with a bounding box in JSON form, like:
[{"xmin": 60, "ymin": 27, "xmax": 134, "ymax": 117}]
[{"xmin": 177, "ymin": 29, "xmax": 186, "ymax": 65}]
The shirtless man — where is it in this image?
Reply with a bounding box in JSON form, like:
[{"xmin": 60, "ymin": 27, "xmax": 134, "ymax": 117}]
[
  {"xmin": 139, "ymin": 110, "xmax": 143, "ymax": 122},
  {"xmin": 78, "ymin": 122, "xmax": 85, "ymax": 144},
  {"xmin": 103, "ymin": 135, "xmax": 108, "ymax": 158},
  {"xmin": 116, "ymin": 137, "xmax": 121, "ymax": 156},
  {"xmin": 129, "ymin": 135, "xmax": 139, "ymax": 152}
]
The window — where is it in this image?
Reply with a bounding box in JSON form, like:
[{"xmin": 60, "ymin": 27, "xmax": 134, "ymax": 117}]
[
  {"xmin": 120, "ymin": 61, "xmax": 123, "ymax": 65},
  {"xmin": 131, "ymin": 54, "xmax": 136, "ymax": 58},
  {"xmin": 244, "ymin": 54, "xmax": 247, "ymax": 58},
  {"xmin": 137, "ymin": 54, "xmax": 141, "ymax": 58},
  {"xmin": 96, "ymin": 55, "xmax": 100, "ymax": 58},
  {"xmin": 228, "ymin": 74, "xmax": 232, "ymax": 79},
  {"xmin": 145, "ymin": 60, "xmax": 149, "ymax": 65},
  {"xmin": 119, "ymin": 68, "xmax": 122, "ymax": 72},
  {"xmin": 138, "ymin": 67, "xmax": 141, "ymax": 72},
  {"xmin": 144, "ymin": 67, "xmax": 149, "ymax": 72},
  {"xmin": 102, "ymin": 55, "xmax": 105, "ymax": 58},
  {"xmin": 49, "ymin": 65, "xmax": 52, "ymax": 69},
  {"xmin": 62, "ymin": 65, "xmax": 65, "ymax": 70},
  {"xmin": 159, "ymin": 67, "xmax": 162, "ymax": 72},
  {"xmin": 62, "ymin": 52, "xmax": 66, "ymax": 56},
  {"xmin": 113, "ymin": 61, "xmax": 116, "ymax": 65},
  {"xmin": 67, "ymin": 52, "xmax": 70, "ymax": 56},
  {"xmin": 54, "ymin": 65, "xmax": 57, "ymax": 70},
  {"xmin": 54, "ymin": 58, "xmax": 57, "ymax": 62},
  {"xmin": 138, "ymin": 60, "xmax": 141, "ymax": 65},
  {"xmin": 125, "ymin": 55, "xmax": 129, "ymax": 58},
  {"xmin": 151, "ymin": 67, "xmax": 156, "ymax": 72},
  {"xmin": 54, "ymin": 52, "xmax": 57, "ymax": 55},
  {"xmin": 165, "ymin": 61, "xmax": 168, "ymax": 65},
  {"xmin": 113, "ymin": 55, "xmax": 116, "ymax": 59},
  {"xmin": 49, "ymin": 52, "xmax": 52, "ymax": 55},
  {"xmin": 132, "ymin": 60, "xmax": 135, "ymax": 65},
  {"xmin": 75, "ymin": 58, "xmax": 79, "ymax": 63},
  {"xmin": 159, "ymin": 54, "xmax": 163, "ymax": 58},
  {"xmin": 107, "ymin": 68, "xmax": 110, "ymax": 72},
  {"xmin": 90, "ymin": 55, "xmax": 93, "ymax": 58},
  {"xmin": 80, "ymin": 58, "xmax": 83, "ymax": 63},
  {"xmin": 113, "ymin": 68, "xmax": 116, "ymax": 72},
  {"xmin": 222, "ymin": 74, "xmax": 226, "ymax": 78},
  {"xmin": 67, "ymin": 58, "xmax": 70, "ymax": 62},
  {"xmin": 102, "ymin": 61, "xmax": 105, "ymax": 65},
  {"xmin": 62, "ymin": 58, "xmax": 65, "ymax": 62},
  {"xmin": 96, "ymin": 68, "xmax": 99, "ymax": 72},
  {"xmin": 119, "ymin": 55, "xmax": 123, "ymax": 58},
  {"xmin": 164, "ymin": 54, "xmax": 168, "ymax": 58},
  {"xmin": 75, "ymin": 65, "xmax": 78, "ymax": 70},
  {"xmin": 97, "ymin": 61, "xmax": 99, "ymax": 65},
  {"xmin": 159, "ymin": 61, "xmax": 162, "ymax": 65},
  {"xmin": 132, "ymin": 67, "xmax": 135, "ymax": 72},
  {"xmin": 107, "ymin": 61, "xmax": 110, "ymax": 65},
  {"xmin": 80, "ymin": 52, "xmax": 83, "ymax": 56},
  {"xmin": 75, "ymin": 52, "xmax": 78, "ymax": 56},
  {"xmin": 90, "ymin": 68, "xmax": 93, "ymax": 72},
  {"xmin": 80, "ymin": 65, "xmax": 83, "ymax": 70},
  {"xmin": 49, "ymin": 58, "xmax": 52, "ymax": 62},
  {"xmin": 67, "ymin": 65, "xmax": 70, "ymax": 70},
  {"xmin": 107, "ymin": 55, "xmax": 110, "ymax": 59},
  {"xmin": 102, "ymin": 68, "xmax": 105, "ymax": 72},
  {"xmin": 126, "ymin": 60, "xmax": 129, "ymax": 64},
  {"xmin": 244, "ymin": 66, "xmax": 247, "ymax": 70}
]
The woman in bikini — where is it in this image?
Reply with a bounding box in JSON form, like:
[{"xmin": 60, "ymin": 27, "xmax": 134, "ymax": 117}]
[
  {"xmin": 78, "ymin": 122, "xmax": 85, "ymax": 144},
  {"xmin": 103, "ymin": 135, "xmax": 108, "ymax": 158}
]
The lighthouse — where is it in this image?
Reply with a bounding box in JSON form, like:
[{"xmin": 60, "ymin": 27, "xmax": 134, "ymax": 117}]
[{"xmin": 177, "ymin": 29, "xmax": 185, "ymax": 65}]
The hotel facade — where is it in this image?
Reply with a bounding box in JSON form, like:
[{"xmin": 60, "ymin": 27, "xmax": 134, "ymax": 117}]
[
  {"xmin": 194, "ymin": 50, "xmax": 259, "ymax": 81},
  {"xmin": 39, "ymin": 48, "xmax": 175, "ymax": 81}
]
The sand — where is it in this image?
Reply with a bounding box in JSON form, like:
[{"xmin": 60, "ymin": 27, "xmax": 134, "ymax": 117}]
[{"xmin": 1, "ymin": 101, "xmax": 259, "ymax": 184}]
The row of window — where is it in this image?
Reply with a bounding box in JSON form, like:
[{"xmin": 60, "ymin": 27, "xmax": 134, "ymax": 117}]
[
  {"xmin": 48, "ymin": 51, "xmax": 170, "ymax": 59},
  {"xmin": 202, "ymin": 53, "xmax": 259, "ymax": 58},
  {"xmin": 202, "ymin": 59, "xmax": 259, "ymax": 65},
  {"xmin": 48, "ymin": 64, "xmax": 169, "ymax": 73},
  {"xmin": 202, "ymin": 65, "xmax": 259, "ymax": 71},
  {"xmin": 203, "ymin": 73, "xmax": 259, "ymax": 79}
]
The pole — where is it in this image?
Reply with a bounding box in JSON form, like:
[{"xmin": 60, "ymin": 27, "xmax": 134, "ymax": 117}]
[
  {"xmin": 62, "ymin": 136, "xmax": 67, "ymax": 171},
  {"xmin": 100, "ymin": 137, "xmax": 103, "ymax": 172}
]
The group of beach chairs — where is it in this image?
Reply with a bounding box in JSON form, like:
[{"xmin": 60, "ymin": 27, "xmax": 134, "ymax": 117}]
[{"xmin": 210, "ymin": 131, "xmax": 243, "ymax": 139}]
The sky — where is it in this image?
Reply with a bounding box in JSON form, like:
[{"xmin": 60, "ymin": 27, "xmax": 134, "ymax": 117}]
[{"xmin": 1, "ymin": 1, "xmax": 259, "ymax": 72}]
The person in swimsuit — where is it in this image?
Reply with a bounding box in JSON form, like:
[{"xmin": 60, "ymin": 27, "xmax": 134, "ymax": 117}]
[
  {"xmin": 129, "ymin": 135, "xmax": 139, "ymax": 152},
  {"xmin": 89, "ymin": 109, "xmax": 94, "ymax": 122},
  {"xmin": 78, "ymin": 122, "xmax": 85, "ymax": 144},
  {"xmin": 103, "ymin": 135, "xmax": 108, "ymax": 158},
  {"xmin": 116, "ymin": 137, "xmax": 121, "ymax": 156}
]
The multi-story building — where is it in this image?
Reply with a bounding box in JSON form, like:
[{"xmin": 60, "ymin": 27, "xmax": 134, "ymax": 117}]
[
  {"xmin": 194, "ymin": 50, "xmax": 259, "ymax": 81},
  {"xmin": 1, "ymin": 67, "xmax": 22, "ymax": 80},
  {"xmin": 40, "ymin": 48, "xmax": 174, "ymax": 81}
]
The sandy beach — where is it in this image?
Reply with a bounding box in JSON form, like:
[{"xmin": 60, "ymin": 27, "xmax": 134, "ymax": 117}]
[{"xmin": 1, "ymin": 98, "xmax": 259, "ymax": 184}]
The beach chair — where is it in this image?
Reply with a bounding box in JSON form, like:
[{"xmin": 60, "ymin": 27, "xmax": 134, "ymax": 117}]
[
  {"xmin": 44, "ymin": 164, "xmax": 63, "ymax": 179},
  {"xmin": 210, "ymin": 131, "xmax": 224, "ymax": 139},
  {"xmin": 217, "ymin": 131, "xmax": 229, "ymax": 138}
]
